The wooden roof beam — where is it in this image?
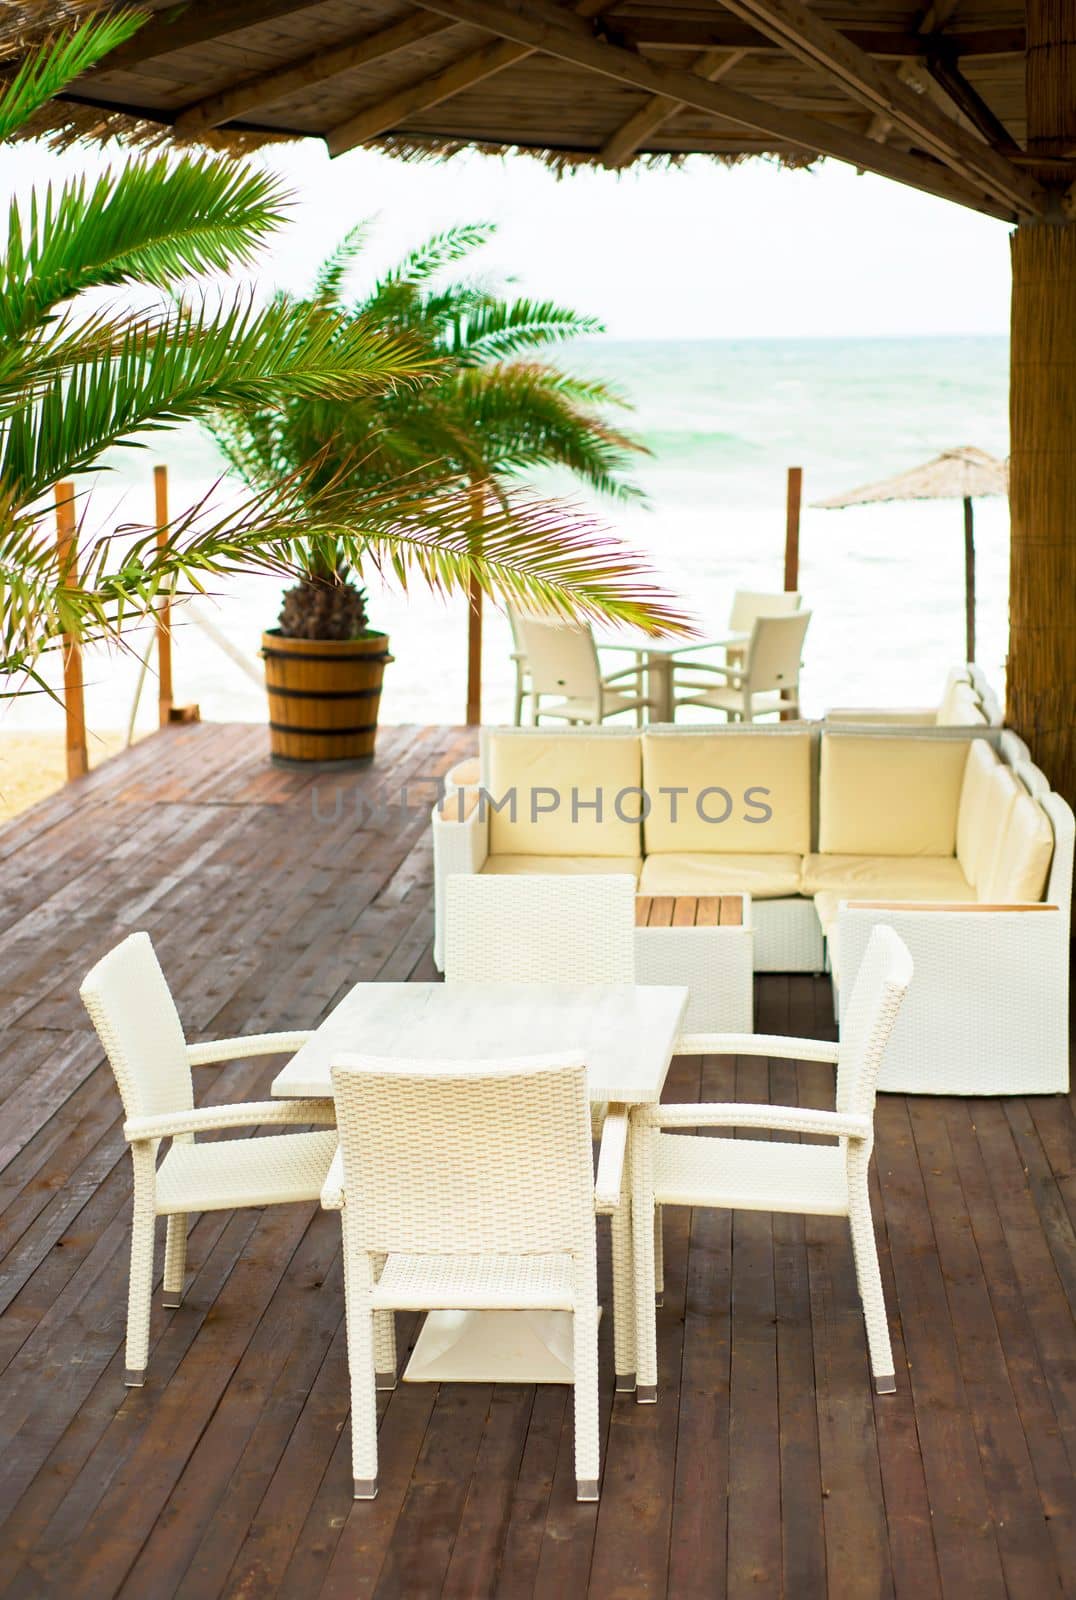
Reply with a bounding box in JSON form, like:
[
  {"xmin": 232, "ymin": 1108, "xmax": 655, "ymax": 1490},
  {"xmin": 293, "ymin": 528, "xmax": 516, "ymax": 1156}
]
[
  {"xmin": 174, "ymin": 13, "xmax": 457, "ymax": 135},
  {"xmin": 408, "ymin": 0, "xmax": 1019, "ymax": 219},
  {"xmin": 610, "ymin": 17, "xmax": 1025, "ymax": 58},
  {"xmin": 715, "ymin": 0, "xmax": 1044, "ymax": 216},
  {"xmin": 93, "ymin": 0, "xmax": 326, "ymax": 72},
  {"xmin": 925, "ymin": 51, "xmax": 1023, "ymax": 156},
  {"xmin": 599, "ymin": 49, "xmax": 745, "ymax": 169}
]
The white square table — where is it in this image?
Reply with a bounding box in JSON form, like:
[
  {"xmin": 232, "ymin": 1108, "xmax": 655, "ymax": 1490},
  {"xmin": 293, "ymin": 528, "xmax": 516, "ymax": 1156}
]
[{"xmin": 272, "ymin": 980, "xmax": 688, "ymax": 1384}]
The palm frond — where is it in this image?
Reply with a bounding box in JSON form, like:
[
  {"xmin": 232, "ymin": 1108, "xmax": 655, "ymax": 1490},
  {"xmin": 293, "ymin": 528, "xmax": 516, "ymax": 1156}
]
[
  {"xmin": 314, "ymin": 219, "xmax": 375, "ymax": 304},
  {"xmin": 0, "ymin": 10, "xmax": 145, "ymax": 140},
  {"xmin": 452, "ymin": 298, "xmax": 604, "ymax": 364}
]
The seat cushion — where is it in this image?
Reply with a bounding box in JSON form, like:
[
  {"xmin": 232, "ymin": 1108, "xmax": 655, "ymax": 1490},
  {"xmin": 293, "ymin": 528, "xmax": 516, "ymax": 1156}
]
[
  {"xmin": 803, "ymin": 853, "xmax": 975, "ymax": 908},
  {"xmin": 639, "ymin": 851, "xmax": 803, "ymax": 899},
  {"xmin": 819, "ymin": 732, "xmax": 971, "ymax": 856},
  {"xmin": 482, "ymin": 853, "xmax": 642, "ymax": 880},
  {"xmin": 641, "ymin": 730, "xmax": 813, "ymax": 854},
  {"xmin": 155, "ymin": 1130, "xmax": 339, "ymax": 1214},
  {"xmin": 955, "ymin": 739, "xmax": 1001, "ymax": 888},
  {"xmin": 979, "ymin": 790, "xmax": 1054, "ymax": 902},
  {"xmin": 654, "ymin": 1133, "xmax": 849, "ymax": 1216},
  {"xmin": 484, "ymin": 731, "xmax": 641, "ymax": 856}
]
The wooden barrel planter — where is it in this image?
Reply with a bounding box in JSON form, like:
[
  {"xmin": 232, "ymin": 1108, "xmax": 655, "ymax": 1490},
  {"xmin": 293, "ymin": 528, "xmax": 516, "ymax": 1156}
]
[{"xmin": 261, "ymin": 630, "xmax": 392, "ymax": 763}]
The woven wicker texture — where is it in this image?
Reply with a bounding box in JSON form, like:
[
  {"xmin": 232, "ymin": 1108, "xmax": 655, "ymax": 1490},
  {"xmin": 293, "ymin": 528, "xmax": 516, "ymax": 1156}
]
[
  {"xmin": 444, "ymin": 873, "xmax": 637, "ymax": 985},
  {"xmin": 329, "ymin": 1053, "xmax": 604, "ymax": 1498},
  {"xmin": 155, "ymin": 1130, "xmax": 339, "ymax": 1214}
]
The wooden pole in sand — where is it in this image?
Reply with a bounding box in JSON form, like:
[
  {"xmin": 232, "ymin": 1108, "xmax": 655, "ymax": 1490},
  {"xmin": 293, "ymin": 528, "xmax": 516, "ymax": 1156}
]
[
  {"xmin": 784, "ymin": 465, "xmax": 803, "ymax": 591},
  {"xmin": 54, "ymin": 482, "xmax": 88, "ymax": 780},
  {"xmin": 962, "ymin": 495, "xmax": 976, "ymax": 665},
  {"xmin": 154, "ymin": 464, "xmax": 174, "ymax": 726}
]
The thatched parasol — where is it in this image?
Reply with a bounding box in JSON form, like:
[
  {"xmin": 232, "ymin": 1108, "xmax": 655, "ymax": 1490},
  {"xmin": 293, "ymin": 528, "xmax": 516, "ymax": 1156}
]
[{"xmin": 812, "ymin": 446, "xmax": 1008, "ymax": 664}]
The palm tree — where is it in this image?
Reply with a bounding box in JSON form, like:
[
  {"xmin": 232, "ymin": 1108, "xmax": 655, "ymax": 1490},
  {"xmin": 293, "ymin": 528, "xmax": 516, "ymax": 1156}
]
[
  {"xmin": 208, "ymin": 222, "xmax": 657, "ymax": 716},
  {"xmin": 2, "ymin": 17, "xmax": 687, "ymax": 701}
]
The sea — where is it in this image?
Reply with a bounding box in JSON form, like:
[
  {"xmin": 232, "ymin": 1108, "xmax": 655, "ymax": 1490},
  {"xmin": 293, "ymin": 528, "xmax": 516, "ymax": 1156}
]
[{"xmin": 4, "ymin": 333, "xmax": 1011, "ymax": 737}]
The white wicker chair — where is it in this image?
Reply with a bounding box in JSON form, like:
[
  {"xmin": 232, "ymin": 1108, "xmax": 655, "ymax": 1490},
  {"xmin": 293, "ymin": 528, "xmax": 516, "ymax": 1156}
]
[
  {"xmin": 513, "ymin": 612, "xmax": 655, "ymax": 726},
  {"xmin": 323, "ymin": 1052, "xmax": 626, "ymax": 1502},
  {"xmin": 673, "ymin": 610, "xmax": 812, "ymax": 722},
  {"xmin": 79, "ymin": 931, "xmax": 338, "ymax": 1387},
  {"xmin": 443, "ymin": 872, "xmax": 639, "ymax": 1391},
  {"xmin": 629, "ymin": 923, "xmax": 912, "ymax": 1402}
]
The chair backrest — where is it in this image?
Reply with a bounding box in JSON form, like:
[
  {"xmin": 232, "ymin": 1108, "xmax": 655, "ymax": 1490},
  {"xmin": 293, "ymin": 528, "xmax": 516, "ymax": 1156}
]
[
  {"xmin": 835, "ymin": 924, "xmax": 913, "ymax": 1117},
  {"xmin": 79, "ymin": 931, "xmax": 193, "ymax": 1122},
  {"xmin": 744, "ymin": 611, "xmax": 812, "ymax": 694},
  {"xmin": 444, "ymin": 874, "xmax": 637, "ymax": 985},
  {"xmin": 512, "ymin": 614, "xmax": 601, "ymax": 702},
  {"xmin": 728, "ymin": 589, "xmax": 802, "ymax": 633},
  {"xmin": 330, "ymin": 1053, "xmax": 595, "ymax": 1255}
]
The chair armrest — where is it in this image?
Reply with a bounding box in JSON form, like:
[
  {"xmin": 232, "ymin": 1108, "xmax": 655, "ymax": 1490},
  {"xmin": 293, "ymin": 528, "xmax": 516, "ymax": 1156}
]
[
  {"xmin": 186, "ymin": 1031, "xmax": 313, "ymax": 1066},
  {"xmin": 321, "ymin": 1147, "xmax": 345, "ymax": 1210},
  {"xmin": 600, "ymin": 664, "xmax": 648, "ymax": 688},
  {"xmin": 124, "ymin": 1099, "xmax": 336, "ymax": 1142},
  {"xmin": 436, "ymin": 787, "xmax": 481, "ymax": 821},
  {"xmin": 594, "ymin": 1106, "xmax": 629, "ymax": 1211},
  {"xmin": 651, "ymin": 1102, "xmax": 870, "ymax": 1139},
  {"xmin": 676, "ymin": 1032, "xmax": 839, "ymax": 1063},
  {"xmin": 669, "ymin": 634, "xmax": 749, "ymax": 655},
  {"xmin": 671, "ymin": 662, "xmax": 745, "ymax": 687}
]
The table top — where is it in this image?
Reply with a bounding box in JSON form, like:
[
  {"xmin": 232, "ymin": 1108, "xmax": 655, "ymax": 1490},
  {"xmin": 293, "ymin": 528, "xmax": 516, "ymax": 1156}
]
[
  {"xmin": 596, "ymin": 632, "xmax": 746, "ymax": 658},
  {"xmin": 270, "ymin": 982, "xmax": 688, "ymax": 1104}
]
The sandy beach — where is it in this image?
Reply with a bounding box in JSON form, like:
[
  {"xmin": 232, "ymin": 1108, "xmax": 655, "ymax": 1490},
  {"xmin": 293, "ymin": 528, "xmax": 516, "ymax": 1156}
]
[{"xmin": 0, "ymin": 730, "xmax": 129, "ymax": 823}]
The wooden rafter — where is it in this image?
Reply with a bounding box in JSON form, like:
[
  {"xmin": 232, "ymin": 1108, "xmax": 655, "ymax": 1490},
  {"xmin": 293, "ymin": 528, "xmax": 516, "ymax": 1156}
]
[
  {"xmin": 867, "ymin": 0, "xmax": 963, "ymax": 144},
  {"xmin": 714, "ymin": 0, "xmax": 1043, "ymax": 216},
  {"xmin": 599, "ymin": 49, "xmax": 746, "ymax": 169},
  {"xmin": 607, "ymin": 16, "xmax": 1025, "ymax": 58},
  {"xmin": 925, "ymin": 52, "xmax": 1023, "ymax": 155},
  {"xmin": 327, "ymin": 0, "xmax": 609, "ymax": 158},
  {"xmin": 408, "ymin": 0, "xmax": 1022, "ymax": 219},
  {"xmin": 174, "ymin": 13, "xmax": 457, "ymax": 135},
  {"xmin": 96, "ymin": 0, "xmax": 324, "ymax": 72}
]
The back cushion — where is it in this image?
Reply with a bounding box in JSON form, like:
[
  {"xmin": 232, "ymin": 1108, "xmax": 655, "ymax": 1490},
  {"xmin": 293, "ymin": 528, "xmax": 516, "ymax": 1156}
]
[
  {"xmin": 485, "ymin": 732, "xmax": 642, "ymax": 856},
  {"xmin": 974, "ymin": 765, "xmax": 1021, "ymax": 893},
  {"xmin": 979, "ymin": 788, "xmax": 1054, "ymax": 902},
  {"xmin": 818, "ymin": 733, "xmax": 971, "ymax": 857},
  {"xmin": 936, "ymin": 673, "xmax": 971, "ymax": 723},
  {"xmin": 956, "ymin": 739, "xmax": 1001, "ymax": 885},
  {"xmin": 641, "ymin": 731, "xmax": 813, "ymax": 854},
  {"xmin": 939, "ymin": 682, "xmax": 986, "ymax": 726}
]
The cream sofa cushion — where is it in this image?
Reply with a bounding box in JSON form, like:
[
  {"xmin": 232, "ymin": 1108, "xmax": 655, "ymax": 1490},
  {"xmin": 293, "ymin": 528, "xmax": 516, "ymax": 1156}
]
[
  {"xmin": 482, "ymin": 853, "xmax": 642, "ymax": 880},
  {"xmin": 974, "ymin": 765, "xmax": 1021, "ymax": 896},
  {"xmin": 955, "ymin": 739, "xmax": 1001, "ymax": 887},
  {"xmin": 803, "ymin": 853, "xmax": 975, "ymax": 904},
  {"xmin": 639, "ymin": 852, "xmax": 803, "ymax": 899},
  {"xmin": 818, "ymin": 733, "xmax": 971, "ymax": 856},
  {"xmin": 641, "ymin": 731, "xmax": 812, "ymax": 854},
  {"xmin": 939, "ymin": 682, "xmax": 986, "ymax": 726},
  {"xmin": 978, "ymin": 791, "xmax": 1054, "ymax": 902},
  {"xmin": 484, "ymin": 732, "xmax": 641, "ymax": 856}
]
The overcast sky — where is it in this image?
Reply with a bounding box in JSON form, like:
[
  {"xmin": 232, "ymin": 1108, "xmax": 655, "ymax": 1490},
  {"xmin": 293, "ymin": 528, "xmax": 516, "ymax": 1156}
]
[{"xmin": 1, "ymin": 134, "xmax": 1013, "ymax": 338}]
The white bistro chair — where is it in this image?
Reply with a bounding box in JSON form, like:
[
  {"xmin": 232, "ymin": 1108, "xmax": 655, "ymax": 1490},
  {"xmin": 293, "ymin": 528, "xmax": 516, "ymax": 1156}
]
[
  {"xmin": 674, "ymin": 610, "xmax": 812, "ymax": 722},
  {"xmin": 322, "ymin": 1052, "xmax": 626, "ymax": 1502},
  {"xmin": 513, "ymin": 613, "xmax": 656, "ymax": 726},
  {"xmin": 444, "ymin": 871, "xmax": 638, "ymax": 1391},
  {"xmin": 79, "ymin": 931, "xmax": 337, "ymax": 1387},
  {"xmin": 629, "ymin": 923, "xmax": 912, "ymax": 1402},
  {"xmin": 728, "ymin": 588, "xmax": 802, "ymax": 635}
]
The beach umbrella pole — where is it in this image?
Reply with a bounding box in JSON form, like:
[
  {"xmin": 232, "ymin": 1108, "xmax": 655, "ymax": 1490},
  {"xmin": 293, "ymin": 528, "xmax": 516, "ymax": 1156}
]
[{"xmin": 963, "ymin": 495, "xmax": 976, "ymax": 664}]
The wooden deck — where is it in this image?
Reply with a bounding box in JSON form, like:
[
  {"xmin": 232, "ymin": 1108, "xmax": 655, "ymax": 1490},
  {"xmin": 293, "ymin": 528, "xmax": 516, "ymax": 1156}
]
[{"xmin": 0, "ymin": 721, "xmax": 1073, "ymax": 1599}]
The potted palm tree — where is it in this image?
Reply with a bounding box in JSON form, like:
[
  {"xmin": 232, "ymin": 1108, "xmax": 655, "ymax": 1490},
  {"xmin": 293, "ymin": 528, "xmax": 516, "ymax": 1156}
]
[{"xmin": 210, "ymin": 222, "xmax": 649, "ymax": 760}]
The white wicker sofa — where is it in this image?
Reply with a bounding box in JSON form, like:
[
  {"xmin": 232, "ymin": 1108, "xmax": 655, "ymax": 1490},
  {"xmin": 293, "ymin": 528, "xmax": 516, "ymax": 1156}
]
[
  {"xmin": 825, "ymin": 664, "xmax": 1001, "ymax": 727},
  {"xmin": 432, "ymin": 723, "xmax": 1072, "ymax": 1094}
]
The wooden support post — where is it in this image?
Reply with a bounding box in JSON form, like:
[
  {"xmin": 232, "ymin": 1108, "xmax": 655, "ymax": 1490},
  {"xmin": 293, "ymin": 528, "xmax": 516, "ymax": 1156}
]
[
  {"xmin": 962, "ymin": 496, "xmax": 976, "ymax": 664},
  {"xmin": 465, "ymin": 484, "xmax": 484, "ymax": 726},
  {"xmin": 784, "ymin": 465, "xmax": 802, "ymax": 591},
  {"xmin": 1006, "ymin": 0, "xmax": 1076, "ymax": 805},
  {"xmin": 54, "ymin": 483, "xmax": 88, "ymax": 780},
  {"xmin": 154, "ymin": 464, "xmax": 174, "ymax": 727}
]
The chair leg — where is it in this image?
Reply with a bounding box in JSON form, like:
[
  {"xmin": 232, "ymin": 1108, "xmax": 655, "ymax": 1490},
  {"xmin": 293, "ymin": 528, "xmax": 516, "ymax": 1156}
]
[
  {"xmin": 573, "ymin": 1262, "xmax": 601, "ymax": 1501},
  {"xmin": 342, "ymin": 1221, "xmax": 379, "ymax": 1498},
  {"xmin": 847, "ymin": 1166, "xmax": 896, "ymax": 1394},
  {"xmin": 609, "ymin": 1200, "xmax": 636, "ymax": 1392},
  {"xmin": 653, "ymin": 1203, "xmax": 665, "ymax": 1307},
  {"xmin": 162, "ymin": 1214, "xmax": 188, "ymax": 1308},
  {"xmin": 630, "ymin": 1122, "xmax": 659, "ymax": 1402},
  {"xmin": 125, "ymin": 1145, "xmax": 157, "ymax": 1386},
  {"xmin": 372, "ymin": 1254, "xmax": 397, "ymax": 1389}
]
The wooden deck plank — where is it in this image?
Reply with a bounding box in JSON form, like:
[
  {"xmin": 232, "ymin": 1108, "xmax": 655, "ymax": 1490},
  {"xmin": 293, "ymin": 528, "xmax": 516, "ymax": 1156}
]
[{"xmin": 0, "ymin": 722, "xmax": 1070, "ymax": 1599}]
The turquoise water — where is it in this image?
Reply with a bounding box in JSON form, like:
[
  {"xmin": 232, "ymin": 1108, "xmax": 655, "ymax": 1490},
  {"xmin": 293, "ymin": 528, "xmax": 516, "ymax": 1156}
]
[{"xmin": 6, "ymin": 334, "xmax": 1011, "ymax": 733}]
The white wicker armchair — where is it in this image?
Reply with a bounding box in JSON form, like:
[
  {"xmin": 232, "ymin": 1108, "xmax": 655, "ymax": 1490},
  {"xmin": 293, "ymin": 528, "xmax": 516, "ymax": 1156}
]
[
  {"xmin": 80, "ymin": 932, "xmax": 337, "ymax": 1387},
  {"xmin": 443, "ymin": 872, "xmax": 639, "ymax": 1391},
  {"xmin": 629, "ymin": 924, "xmax": 912, "ymax": 1403},
  {"xmin": 323, "ymin": 1052, "xmax": 626, "ymax": 1502}
]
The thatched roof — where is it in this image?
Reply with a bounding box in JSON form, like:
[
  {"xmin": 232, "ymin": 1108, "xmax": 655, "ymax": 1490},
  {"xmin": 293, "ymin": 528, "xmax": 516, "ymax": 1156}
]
[
  {"xmin": 1, "ymin": 2, "xmax": 1054, "ymax": 223},
  {"xmin": 813, "ymin": 446, "xmax": 1009, "ymax": 508}
]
